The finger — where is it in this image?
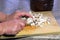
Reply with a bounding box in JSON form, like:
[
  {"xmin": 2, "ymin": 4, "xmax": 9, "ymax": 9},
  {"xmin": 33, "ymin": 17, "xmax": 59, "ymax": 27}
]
[
  {"xmin": 5, "ymin": 22, "xmax": 22, "ymax": 35},
  {"xmin": 0, "ymin": 26, "xmax": 4, "ymax": 35},
  {"xmin": 17, "ymin": 18, "xmax": 26, "ymax": 23},
  {"xmin": 18, "ymin": 20, "xmax": 26, "ymax": 27},
  {"xmin": 15, "ymin": 10, "xmax": 33, "ymax": 18}
]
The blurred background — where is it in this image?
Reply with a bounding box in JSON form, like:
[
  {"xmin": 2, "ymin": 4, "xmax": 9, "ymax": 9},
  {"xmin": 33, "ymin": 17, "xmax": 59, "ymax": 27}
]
[{"xmin": 0, "ymin": 0, "xmax": 60, "ymax": 40}]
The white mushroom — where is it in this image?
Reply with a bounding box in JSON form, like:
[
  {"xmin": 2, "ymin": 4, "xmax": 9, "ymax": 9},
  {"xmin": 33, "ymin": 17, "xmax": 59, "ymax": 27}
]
[
  {"xmin": 31, "ymin": 23, "xmax": 35, "ymax": 26},
  {"xmin": 27, "ymin": 18, "xmax": 33, "ymax": 24},
  {"xmin": 21, "ymin": 17, "xmax": 27, "ymax": 20},
  {"xmin": 26, "ymin": 12, "xmax": 51, "ymax": 27}
]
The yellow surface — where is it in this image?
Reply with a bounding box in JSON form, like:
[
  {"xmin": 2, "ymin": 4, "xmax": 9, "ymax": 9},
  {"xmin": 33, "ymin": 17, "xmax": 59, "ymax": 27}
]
[{"xmin": 17, "ymin": 11, "xmax": 60, "ymax": 36}]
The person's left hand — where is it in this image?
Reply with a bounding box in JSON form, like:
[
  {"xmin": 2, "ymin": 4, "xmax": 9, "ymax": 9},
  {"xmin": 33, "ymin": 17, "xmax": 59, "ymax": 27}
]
[{"xmin": 0, "ymin": 19, "xmax": 26, "ymax": 35}]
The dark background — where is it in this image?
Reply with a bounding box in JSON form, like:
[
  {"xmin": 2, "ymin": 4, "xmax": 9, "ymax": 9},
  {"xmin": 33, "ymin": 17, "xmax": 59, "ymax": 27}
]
[{"xmin": 30, "ymin": 0, "xmax": 54, "ymax": 12}]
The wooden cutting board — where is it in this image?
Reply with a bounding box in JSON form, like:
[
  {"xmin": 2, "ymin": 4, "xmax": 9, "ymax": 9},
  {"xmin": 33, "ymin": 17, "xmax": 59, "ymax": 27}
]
[
  {"xmin": 16, "ymin": 11, "xmax": 60, "ymax": 36},
  {"xmin": 0, "ymin": 11, "xmax": 60, "ymax": 39}
]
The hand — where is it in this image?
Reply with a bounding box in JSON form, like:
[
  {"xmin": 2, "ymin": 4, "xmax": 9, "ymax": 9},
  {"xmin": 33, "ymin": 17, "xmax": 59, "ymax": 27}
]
[
  {"xmin": 7, "ymin": 10, "xmax": 32, "ymax": 20},
  {"xmin": 0, "ymin": 19, "xmax": 26, "ymax": 35},
  {"xmin": 14, "ymin": 10, "xmax": 32, "ymax": 18}
]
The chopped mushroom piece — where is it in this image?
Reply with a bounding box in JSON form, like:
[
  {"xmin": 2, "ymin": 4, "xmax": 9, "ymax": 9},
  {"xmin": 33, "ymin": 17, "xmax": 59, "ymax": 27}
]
[{"xmin": 26, "ymin": 12, "xmax": 51, "ymax": 27}]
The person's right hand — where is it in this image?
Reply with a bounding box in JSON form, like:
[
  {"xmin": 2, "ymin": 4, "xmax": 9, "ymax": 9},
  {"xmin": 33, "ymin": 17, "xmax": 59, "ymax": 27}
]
[
  {"xmin": 0, "ymin": 19, "xmax": 26, "ymax": 35},
  {"xmin": 7, "ymin": 10, "xmax": 32, "ymax": 20}
]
